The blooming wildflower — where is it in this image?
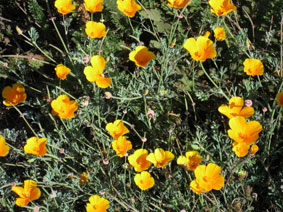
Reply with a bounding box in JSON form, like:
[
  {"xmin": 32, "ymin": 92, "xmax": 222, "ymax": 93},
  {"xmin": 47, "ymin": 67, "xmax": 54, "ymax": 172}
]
[
  {"xmin": 232, "ymin": 142, "xmax": 249, "ymax": 157},
  {"xmin": 262, "ymin": 107, "xmax": 268, "ymax": 113},
  {"xmin": 177, "ymin": 150, "xmax": 202, "ymax": 170},
  {"xmin": 83, "ymin": 55, "xmax": 111, "ymax": 88},
  {"xmin": 245, "ymin": 99, "xmax": 253, "ymax": 107},
  {"xmin": 86, "ymin": 195, "xmax": 109, "ymax": 212},
  {"xmin": 183, "ymin": 36, "xmax": 217, "ymax": 62},
  {"xmin": 243, "ymin": 58, "xmax": 264, "ymax": 76},
  {"xmin": 0, "ymin": 136, "xmax": 10, "ymax": 157},
  {"xmin": 147, "ymin": 108, "xmax": 155, "ymax": 120},
  {"xmin": 54, "ymin": 64, "xmax": 71, "ymax": 80},
  {"xmin": 134, "ymin": 171, "xmax": 155, "ymax": 190},
  {"xmin": 228, "ymin": 116, "xmax": 262, "ymax": 145},
  {"xmin": 84, "ymin": 0, "xmax": 104, "ymax": 13},
  {"xmin": 218, "ymin": 96, "xmax": 254, "ymax": 119},
  {"xmin": 80, "ymin": 172, "xmax": 89, "ymax": 185},
  {"xmin": 11, "ymin": 180, "xmax": 41, "ymax": 207},
  {"xmin": 105, "ymin": 120, "xmax": 129, "ymax": 139},
  {"xmin": 193, "ymin": 163, "xmax": 225, "ymax": 192},
  {"xmin": 167, "ymin": 0, "xmax": 192, "ymax": 9},
  {"xmin": 129, "ymin": 46, "xmax": 156, "ymax": 67},
  {"xmin": 276, "ymin": 91, "xmax": 283, "ymax": 106},
  {"xmin": 112, "ymin": 136, "xmax": 132, "ymax": 157},
  {"xmin": 189, "ymin": 180, "xmax": 203, "ymax": 194},
  {"xmin": 249, "ymin": 144, "xmax": 259, "ymax": 155},
  {"xmin": 128, "ymin": 149, "xmax": 152, "ymax": 172},
  {"xmin": 33, "ymin": 206, "xmax": 40, "ymax": 212},
  {"xmin": 51, "ymin": 95, "xmax": 79, "ymax": 119},
  {"xmin": 116, "ymin": 0, "xmax": 141, "ymax": 18},
  {"xmin": 85, "ymin": 21, "xmax": 106, "ymax": 39},
  {"xmin": 54, "ymin": 0, "xmax": 75, "ymax": 15},
  {"xmin": 2, "ymin": 83, "xmax": 27, "ymax": 106},
  {"xmin": 146, "ymin": 148, "xmax": 175, "ymax": 168},
  {"xmin": 208, "ymin": 0, "xmax": 237, "ymax": 16},
  {"xmin": 24, "ymin": 137, "xmax": 47, "ymax": 156},
  {"xmin": 213, "ymin": 27, "xmax": 226, "ymax": 41}
]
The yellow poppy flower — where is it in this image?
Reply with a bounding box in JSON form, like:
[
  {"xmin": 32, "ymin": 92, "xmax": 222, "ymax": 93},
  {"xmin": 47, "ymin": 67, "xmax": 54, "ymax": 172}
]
[
  {"xmin": 105, "ymin": 120, "xmax": 129, "ymax": 140},
  {"xmin": 54, "ymin": 0, "xmax": 75, "ymax": 15},
  {"xmin": 116, "ymin": 0, "xmax": 141, "ymax": 18},
  {"xmin": 228, "ymin": 116, "xmax": 262, "ymax": 145},
  {"xmin": 177, "ymin": 150, "xmax": 202, "ymax": 170},
  {"xmin": 232, "ymin": 142, "xmax": 249, "ymax": 157},
  {"xmin": 0, "ymin": 136, "xmax": 10, "ymax": 157},
  {"xmin": 134, "ymin": 171, "xmax": 155, "ymax": 190},
  {"xmin": 2, "ymin": 83, "xmax": 27, "ymax": 106},
  {"xmin": 276, "ymin": 91, "xmax": 283, "ymax": 106},
  {"xmin": 55, "ymin": 64, "xmax": 71, "ymax": 80},
  {"xmin": 11, "ymin": 180, "xmax": 41, "ymax": 207},
  {"xmin": 129, "ymin": 46, "xmax": 156, "ymax": 67},
  {"xmin": 51, "ymin": 95, "xmax": 79, "ymax": 119},
  {"xmin": 208, "ymin": 0, "xmax": 237, "ymax": 16},
  {"xmin": 112, "ymin": 136, "xmax": 132, "ymax": 157},
  {"xmin": 183, "ymin": 36, "xmax": 217, "ymax": 62},
  {"xmin": 83, "ymin": 55, "xmax": 111, "ymax": 88},
  {"xmin": 218, "ymin": 96, "xmax": 254, "ymax": 119},
  {"xmin": 85, "ymin": 21, "xmax": 106, "ymax": 39},
  {"xmin": 86, "ymin": 195, "xmax": 109, "ymax": 212},
  {"xmin": 146, "ymin": 148, "xmax": 174, "ymax": 168},
  {"xmin": 167, "ymin": 0, "xmax": 192, "ymax": 9},
  {"xmin": 213, "ymin": 27, "xmax": 226, "ymax": 41},
  {"xmin": 243, "ymin": 58, "xmax": 264, "ymax": 76},
  {"xmin": 249, "ymin": 144, "xmax": 259, "ymax": 155},
  {"xmin": 24, "ymin": 137, "xmax": 47, "ymax": 156},
  {"xmin": 194, "ymin": 163, "xmax": 225, "ymax": 192},
  {"xmin": 84, "ymin": 0, "xmax": 104, "ymax": 13},
  {"xmin": 128, "ymin": 149, "xmax": 152, "ymax": 172}
]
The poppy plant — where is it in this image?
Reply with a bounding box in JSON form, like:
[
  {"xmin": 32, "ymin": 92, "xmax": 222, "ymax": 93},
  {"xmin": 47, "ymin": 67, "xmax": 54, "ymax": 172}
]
[
  {"xmin": 84, "ymin": 0, "xmax": 104, "ymax": 13},
  {"xmin": 177, "ymin": 150, "xmax": 202, "ymax": 170},
  {"xmin": 146, "ymin": 148, "xmax": 175, "ymax": 168},
  {"xmin": 192, "ymin": 163, "xmax": 225, "ymax": 193},
  {"xmin": 105, "ymin": 120, "xmax": 129, "ymax": 140},
  {"xmin": 51, "ymin": 95, "xmax": 79, "ymax": 119},
  {"xmin": 2, "ymin": 83, "xmax": 27, "ymax": 106},
  {"xmin": 86, "ymin": 195, "xmax": 109, "ymax": 212},
  {"xmin": 243, "ymin": 58, "xmax": 264, "ymax": 76},
  {"xmin": 54, "ymin": 0, "xmax": 75, "ymax": 15},
  {"xmin": 213, "ymin": 27, "xmax": 226, "ymax": 41},
  {"xmin": 134, "ymin": 171, "xmax": 155, "ymax": 190},
  {"xmin": 0, "ymin": 136, "xmax": 10, "ymax": 157},
  {"xmin": 11, "ymin": 180, "xmax": 41, "ymax": 206},
  {"xmin": 228, "ymin": 116, "xmax": 262, "ymax": 145},
  {"xmin": 208, "ymin": 0, "xmax": 237, "ymax": 16},
  {"xmin": 85, "ymin": 21, "xmax": 106, "ymax": 39},
  {"xmin": 24, "ymin": 137, "xmax": 47, "ymax": 156},
  {"xmin": 83, "ymin": 55, "xmax": 111, "ymax": 88},
  {"xmin": 232, "ymin": 141, "xmax": 249, "ymax": 157},
  {"xmin": 183, "ymin": 35, "xmax": 217, "ymax": 62},
  {"xmin": 116, "ymin": 0, "xmax": 141, "ymax": 18},
  {"xmin": 167, "ymin": 0, "xmax": 192, "ymax": 8},
  {"xmin": 55, "ymin": 64, "xmax": 71, "ymax": 80},
  {"xmin": 128, "ymin": 149, "xmax": 152, "ymax": 172},
  {"xmin": 218, "ymin": 96, "xmax": 254, "ymax": 119},
  {"xmin": 112, "ymin": 136, "xmax": 133, "ymax": 157},
  {"xmin": 129, "ymin": 46, "xmax": 156, "ymax": 67}
]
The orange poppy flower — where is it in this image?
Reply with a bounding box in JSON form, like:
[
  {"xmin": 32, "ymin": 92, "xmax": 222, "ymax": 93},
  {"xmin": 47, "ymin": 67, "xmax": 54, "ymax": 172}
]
[
  {"xmin": 213, "ymin": 27, "xmax": 226, "ymax": 41},
  {"xmin": 218, "ymin": 96, "xmax": 254, "ymax": 119},
  {"xmin": 85, "ymin": 21, "xmax": 106, "ymax": 39},
  {"xmin": 129, "ymin": 46, "xmax": 156, "ymax": 67},
  {"xmin": 83, "ymin": 55, "xmax": 111, "ymax": 88},
  {"xmin": 2, "ymin": 83, "xmax": 27, "ymax": 106},
  {"xmin": 11, "ymin": 180, "xmax": 41, "ymax": 206},
  {"xmin": 146, "ymin": 148, "xmax": 175, "ymax": 168},
  {"xmin": 128, "ymin": 149, "xmax": 152, "ymax": 172},
  {"xmin": 134, "ymin": 171, "xmax": 155, "ymax": 190},
  {"xmin": 276, "ymin": 91, "xmax": 283, "ymax": 106},
  {"xmin": 112, "ymin": 136, "xmax": 132, "ymax": 157},
  {"xmin": 105, "ymin": 120, "xmax": 129, "ymax": 140},
  {"xmin": 54, "ymin": 0, "xmax": 75, "ymax": 15},
  {"xmin": 183, "ymin": 36, "xmax": 217, "ymax": 62},
  {"xmin": 249, "ymin": 144, "xmax": 259, "ymax": 155},
  {"xmin": 84, "ymin": 0, "xmax": 104, "ymax": 13},
  {"xmin": 177, "ymin": 150, "xmax": 202, "ymax": 170},
  {"xmin": 243, "ymin": 58, "xmax": 264, "ymax": 76},
  {"xmin": 117, "ymin": 0, "xmax": 141, "ymax": 18},
  {"xmin": 55, "ymin": 64, "xmax": 71, "ymax": 80},
  {"xmin": 167, "ymin": 0, "xmax": 192, "ymax": 9},
  {"xmin": 24, "ymin": 137, "xmax": 47, "ymax": 156},
  {"xmin": 208, "ymin": 0, "xmax": 237, "ymax": 16},
  {"xmin": 232, "ymin": 142, "xmax": 249, "ymax": 157},
  {"xmin": 51, "ymin": 95, "xmax": 78, "ymax": 119},
  {"xmin": 0, "ymin": 136, "xmax": 10, "ymax": 157},
  {"xmin": 86, "ymin": 195, "xmax": 109, "ymax": 212}
]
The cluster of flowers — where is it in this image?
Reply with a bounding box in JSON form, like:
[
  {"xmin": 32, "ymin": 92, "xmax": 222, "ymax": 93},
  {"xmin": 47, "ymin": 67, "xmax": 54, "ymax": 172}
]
[{"xmin": 218, "ymin": 97, "xmax": 262, "ymax": 157}]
